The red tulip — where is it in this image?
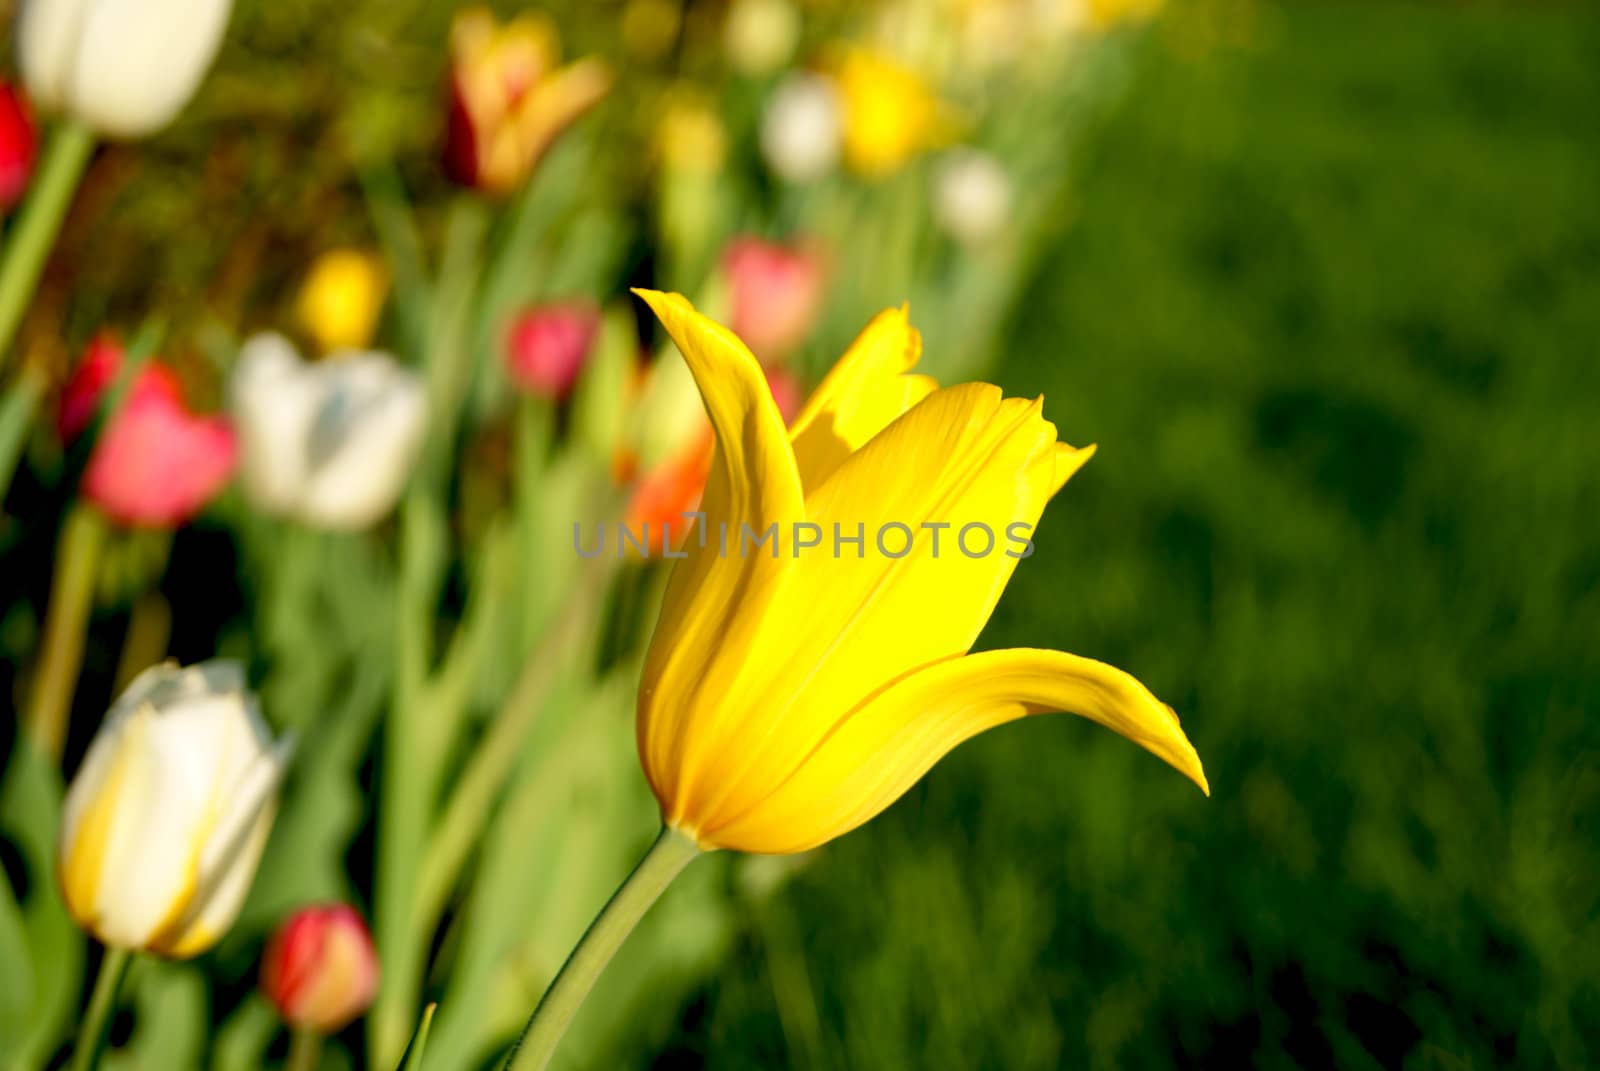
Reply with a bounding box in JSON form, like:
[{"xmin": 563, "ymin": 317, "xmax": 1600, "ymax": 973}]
[
  {"xmin": 261, "ymin": 904, "xmax": 380, "ymax": 1035},
  {"xmin": 445, "ymin": 7, "xmax": 612, "ymax": 195},
  {"xmin": 722, "ymin": 236, "xmax": 826, "ymax": 364},
  {"xmin": 505, "ymin": 301, "xmax": 601, "ymax": 399},
  {"xmin": 65, "ymin": 337, "xmax": 236, "ymax": 527},
  {"xmin": 0, "ymin": 83, "xmax": 36, "ymax": 211}
]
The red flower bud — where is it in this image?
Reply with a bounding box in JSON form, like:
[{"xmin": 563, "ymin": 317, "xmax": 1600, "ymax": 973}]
[
  {"xmin": 0, "ymin": 83, "xmax": 37, "ymax": 210},
  {"xmin": 261, "ymin": 905, "xmax": 380, "ymax": 1035},
  {"xmin": 505, "ymin": 301, "xmax": 601, "ymax": 399},
  {"xmin": 66, "ymin": 337, "xmax": 237, "ymax": 527},
  {"xmin": 723, "ymin": 236, "xmax": 826, "ymax": 364}
]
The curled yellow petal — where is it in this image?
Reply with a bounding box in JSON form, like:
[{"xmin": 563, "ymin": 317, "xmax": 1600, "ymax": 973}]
[
  {"xmin": 788, "ymin": 305, "xmax": 937, "ymax": 491},
  {"xmin": 631, "ymin": 290, "xmax": 804, "ymax": 816},
  {"xmin": 706, "ymin": 647, "xmax": 1208, "ymax": 853}
]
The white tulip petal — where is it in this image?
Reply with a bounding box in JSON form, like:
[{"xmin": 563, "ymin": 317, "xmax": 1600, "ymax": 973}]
[
  {"xmin": 65, "ymin": 0, "xmax": 233, "ymax": 137},
  {"xmin": 88, "ymin": 710, "xmax": 215, "ymax": 947},
  {"xmin": 17, "ymin": 0, "xmax": 92, "ymax": 111},
  {"xmin": 299, "ymin": 360, "xmax": 427, "ymax": 530}
]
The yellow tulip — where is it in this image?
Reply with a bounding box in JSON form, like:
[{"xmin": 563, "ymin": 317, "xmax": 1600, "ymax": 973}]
[
  {"xmin": 632, "ymin": 290, "xmax": 1207, "ymax": 854},
  {"xmin": 834, "ymin": 49, "xmax": 953, "ymax": 178},
  {"xmin": 297, "ymin": 249, "xmax": 388, "ymax": 354},
  {"xmin": 58, "ymin": 661, "xmax": 292, "ymax": 957}
]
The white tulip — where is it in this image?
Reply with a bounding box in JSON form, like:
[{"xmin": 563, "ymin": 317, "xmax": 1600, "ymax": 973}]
[
  {"xmin": 760, "ymin": 73, "xmax": 842, "ymax": 183},
  {"xmin": 58, "ymin": 661, "xmax": 291, "ymax": 958},
  {"xmin": 17, "ymin": 0, "xmax": 235, "ymax": 138},
  {"xmin": 231, "ymin": 333, "xmax": 427, "ymax": 531},
  {"xmin": 935, "ymin": 149, "xmax": 1015, "ymax": 246}
]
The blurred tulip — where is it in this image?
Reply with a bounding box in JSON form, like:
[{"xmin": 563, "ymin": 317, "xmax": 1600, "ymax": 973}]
[
  {"xmin": 63, "ymin": 338, "xmax": 237, "ymax": 528},
  {"xmin": 445, "ymin": 6, "xmax": 612, "ymax": 195},
  {"xmin": 1089, "ymin": 0, "xmax": 1163, "ymax": 27},
  {"xmin": 934, "ymin": 149, "xmax": 1014, "ymax": 245},
  {"xmin": 297, "ymin": 249, "xmax": 388, "ymax": 354},
  {"xmin": 0, "ymin": 83, "xmax": 37, "ymax": 209},
  {"xmin": 835, "ymin": 49, "xmax": 952, "ymax": 178},
  {"xmin": 764, "ymin": 364, "xmax": 805, "ymax": 425},
  {"xmin": 620, "ymin": 0, "xmax": 682, "ymax": 61},
  {"xmin": 18, "ymin": 0, "xmax": 234, "ymax": 138},
  {"xmin": 723, "ymin": 237, "xmax": 826, "ymax": 364},
  {"xmin": 760, "ymin": 73, "xmax": 842, "ymax": 182},
  {"xmin": 724, "ymin": 0, "xmax": 801, "ymax": 77},
  {"xmin": 262, "ymin": 905, "xmax": 381, "ymax": 1034},
  {"xmin": 506, "ymin": 301, "xmax": 601, "ymax": 400},
  {"xmin": 230, "ymin": 333, "xmax": 426, "ymax": 531},
  {"xmin": 657, "ymin": 94, "xmax": 728, "ymax": 177},
  {"xmin": 56, "ymin": 332, "xmax": 122, "ymax": 441},
  {"xmin": 59, "ymin": 660, "xmax": 291, "ymax": 957}
]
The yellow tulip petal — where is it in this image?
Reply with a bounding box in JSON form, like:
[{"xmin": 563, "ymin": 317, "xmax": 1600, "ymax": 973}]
[
  {"xmin": 707, "ymin": 647, "xmax": 1208, "ymax": 853},
  {"xmin": 632, "ymin": 290, "xmax": 805, "ymax": 816},
  {"xmin": 675, "ymin": 382, "xmax": 1067, "ymax": 833},
  {"xmin": 789, "ymin": 306, "xmax": 938, "ymax": 490}
]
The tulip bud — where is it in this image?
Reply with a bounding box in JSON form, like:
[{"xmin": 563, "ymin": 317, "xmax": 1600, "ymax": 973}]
[
  {"xmin": 297, "ymin": 250, "xmax": 388, "ymax": 354},
  {"xmin": 0, "ymin": 83, "xmax": 38, "ymax": 210},
  {"xmin": 445, "ymin": 7, "xmax": 612, "ymax": 196},
  {"xmin": 760, "ymin": 74, "xmax": 841, "ymax": 183},
  {"xmin": 66, "ymin": 338, "xmax": 237, "ymax": 528},
  {"xmin": 57, "ymin": 333, "xmax": 123, "ymax": 441},
  {"xmin": 835, "ymin": 50, "xmax": 953, "ymax": 178},
  {"xmin": 18, "ymin": 0, "xmax": 234, "ymax": 138},
  {"xmin": 722, "ymin": 237, "xmax": 826, "ymax": 364},
  {"xmin": 934, "ymin": 149, "xmax": 1013, "ymax": 246},
  {"xmin": 261, "ymin": 905, "xmax": 380, "ymax": 1034},
  {"xmin": 724, "ymin": 0, "xmax": 800, "ymax": 77},
  {"xmin": 505, "ymin": 301, "xmax": 600, "ymax": 400},
  {"xmin": 59, "ymin": 661, "xmax": 291, "ymax": 958},
  {"xmin": 230, "ymin": 333, "xmax": 426, "ymax": 530}
]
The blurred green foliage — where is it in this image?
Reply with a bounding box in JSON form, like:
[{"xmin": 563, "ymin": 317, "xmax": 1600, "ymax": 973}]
[{"xmin": 686, "ymin": 4, "xmax": 1600, "ymax": 1068}]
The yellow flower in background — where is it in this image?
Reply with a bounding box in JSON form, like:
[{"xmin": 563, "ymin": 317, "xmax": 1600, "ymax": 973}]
[
  {"xmin": 59, "ymin": 661, "xmax": 292, "ymax": 958},
  {"xmin": 834, "ymin": 49, "xmax": 954, "ymax": 178},
  {"xmin": 632, "ymin": 290, "xmax": 1207, "ymax": 855},
  {"xmin": 656, "ymin": 93, "xmax": 728, "ymax": 176},
  {"xmin": 1088, "ymin": 0, "xmax": 1164, "ymax": 28},
  {"xmin": 446, "ymin": 6, "xmax": 613, "ymax": 196},
  {"xmin": 297, "ymin": 249, "xmax": 388, "ymax": 353}
]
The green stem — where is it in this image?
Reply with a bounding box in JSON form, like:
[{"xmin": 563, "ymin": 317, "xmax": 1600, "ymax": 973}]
[
  {"xmin": 285, "ymin": 1028, "xmax": 323, "ymax": 1071},
  {"xmin": 69, "ymin": 946, "xmax": 130, "ymax": 1071},
  {"xmin": 411, "ymin": 552, "xmax": 612, "ymax": 937},
  {"xmin": 504, "ymin": 827, "xmax": 701, "ymax": 1071},
  {"xmin": 0, "ymin": 368, "xmax": 43, "ymax": 507},
  {"xmin": 25, "ymin": 503, "xmax": 108, "ymax": 761},
  {"xmin": 0, "ymin": 120, "xmax": 95, "ymax": 368}
]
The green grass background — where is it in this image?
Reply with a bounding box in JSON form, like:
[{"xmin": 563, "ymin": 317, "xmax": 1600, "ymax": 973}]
[{"xmin": 673, "ymin": 5, "xmax": 1600, "ymax": 1068}]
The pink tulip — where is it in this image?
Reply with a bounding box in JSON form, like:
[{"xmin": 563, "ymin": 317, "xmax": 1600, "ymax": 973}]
[
  {"xmin": 505, "ymin": 301, "xmax": 601, "ymax": 399},
  {"xmin": 0, "ymin": 83, "xmax": 36, "ymax": 211},
  {"xmin": 67, "ymin": 338, "xmax": 236, "ymax": 527},
  {"xmin": 723, "ymin": 236, "xmax": 826, "ymax": 363},
  {"xmin": 262, "ymin": 904, "xmax": 380, "ymax": 1035},
  {"xmin": 765, "ymin": 364, "xmax": 804, "ymax": 425}
]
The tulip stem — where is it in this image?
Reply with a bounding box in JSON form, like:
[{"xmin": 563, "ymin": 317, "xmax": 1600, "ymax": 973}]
[
  {"xmin": 70, "ymin": 946, "xmax": 129, "ymax": 1071},
  {"xmin": 286, "ymin": 1028, "xmax": 323, "ymax": 1071},
  {"xmin": 25, "ymin": 502, "xmax": 108, "ymax": 761},
  {"xmin": 503, "ymin": 826, "xmax": 701, "ymax": 1071},
  {"xmin": 0, "ymin": 119, "xmax": 95, "ymax": 369}
]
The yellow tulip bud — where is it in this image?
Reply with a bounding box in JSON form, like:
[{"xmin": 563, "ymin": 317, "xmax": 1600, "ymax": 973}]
[
  {"xmin": 297, "ymin": 250, "xmax": 388, "ymax": 354},
  {"xmin": 58, "ymin": 661, "xmax": 292, "ymax": 958}
]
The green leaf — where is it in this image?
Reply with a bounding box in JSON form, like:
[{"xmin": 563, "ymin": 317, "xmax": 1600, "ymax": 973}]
[
  {"xmin": 100, "ymin": 960, "xmax": 205, "ymax": 1071},
  {"xmin": 0, "ymin": 736, "xmax": 84, "ymax": 1071},
  {"xmin": 397, "ymin": 1003, "xmax": 437, "ymax": 1071}
]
